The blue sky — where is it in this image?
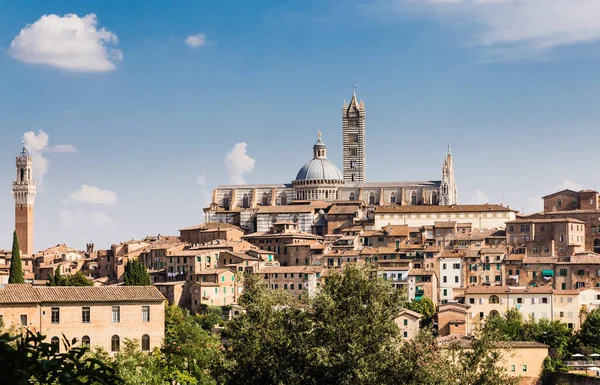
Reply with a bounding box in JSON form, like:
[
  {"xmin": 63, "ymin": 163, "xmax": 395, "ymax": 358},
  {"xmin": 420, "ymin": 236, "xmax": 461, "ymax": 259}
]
[{"xmin": 1, "ymin": 0, "xmax": 600, "ymax": 251}]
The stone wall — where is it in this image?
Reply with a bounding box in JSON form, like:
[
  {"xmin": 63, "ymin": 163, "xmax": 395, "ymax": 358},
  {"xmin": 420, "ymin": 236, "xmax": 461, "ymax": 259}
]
[{"xmin": 551, "ymin": 372, "xmax": 600, "ymax": 385}]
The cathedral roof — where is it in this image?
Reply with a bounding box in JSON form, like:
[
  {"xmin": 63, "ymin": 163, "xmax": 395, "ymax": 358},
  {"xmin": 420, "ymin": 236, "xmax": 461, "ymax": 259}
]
[
  {"xmin": 295, "ymin": 133, "xmax": 343, "ymax": 182},
  {"xmin": 295, "ymin": 158, "xmax": 343, "ymax": 181}
]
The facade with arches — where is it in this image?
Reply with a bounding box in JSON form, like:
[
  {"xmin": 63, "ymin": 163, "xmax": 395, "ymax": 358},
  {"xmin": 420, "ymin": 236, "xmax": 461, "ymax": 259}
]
[
  {"xmin": 0, "ymin": 285, "xmax": 165, "ymax": 355},
  {"xmin": 205, "ymin": 131, "xmax": 457, "ymax": 232}
]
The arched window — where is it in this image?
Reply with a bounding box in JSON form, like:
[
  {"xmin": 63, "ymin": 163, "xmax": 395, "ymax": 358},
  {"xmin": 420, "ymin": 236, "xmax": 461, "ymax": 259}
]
[
  {"xmin": 50, "ymin": 336, "xmax": 60, "ymax": 353},
  {"xmin": 369, "ymin": 192, "xmax": 376, "ymax": 206},
  {"xmin": 280, "ymin": 192, "xmax": 287, "ymax": 205},
  {"xmin": 222, "ymin": 194, "xmax": 230, "ymax": 210},
  {"xmin": 390, "ymin": 192, "xmax": 396, "ymax": 204},
  {"xmin": 81, "ymin": 335, "xmax": 90, "ymax": 347},
  {"xmin": 411, "ymin": 191, "xmax": 417, "ymax": 205},
  {"xmin": 349, "ymin": 192, "xmax": 356, "ymax": 201},
  {"xmin": 489, "ymin": 295, "xmax": 500, "ymax": 304},
  {"xmin": 141, "ymin": 334, "xmax": 150, "ymax": 351},
  {"xmin": 431, "ymin": 191, "xmax": 438, "ymax": 205},
  {"xmin": 262, "ymin": 192, "xmax": 269, "ymax": 206},
  {"xmin": 242, "ymin": 194, "xmax": 250, "ymax": 209},
  {"xmin": 488, "ymin": 310, "xmax": 500, "ymax": 318},
  {"xmin": 111, "ymin": 335, "xmax": 120, "ymax": 352}
]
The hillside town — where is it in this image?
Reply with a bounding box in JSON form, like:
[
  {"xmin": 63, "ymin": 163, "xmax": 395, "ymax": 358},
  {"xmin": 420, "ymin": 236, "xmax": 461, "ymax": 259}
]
[{"xmin": 3, "ymin": 92, "xmax": 600, "ymax": 384}]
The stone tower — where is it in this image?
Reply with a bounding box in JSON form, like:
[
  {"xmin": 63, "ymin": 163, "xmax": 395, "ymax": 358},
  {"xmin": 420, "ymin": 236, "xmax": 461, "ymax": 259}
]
[
  {"xmin": 12, "ymin": 144, "xmax": 36, "ymax": 256},
  {"xmin": 342, "ymin": 90, "xmax": 366, "ymax": 182},
  {"xmin": 440, "ymin": 146, "xmax": 458, "ymax": 206}
]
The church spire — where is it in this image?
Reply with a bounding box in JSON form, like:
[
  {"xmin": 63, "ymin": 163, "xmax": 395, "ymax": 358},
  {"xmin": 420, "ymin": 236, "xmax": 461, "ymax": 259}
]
[
  {"xmin": 313, "ymin": 131, "xmax": 327, "ymax": 159},
  {"xmin": 342, "ymin": 87, "xmax": 366, "ymax": 183},
  {"xmin": 440, "ymin": 145, "xmax": 457, "ymax": 205}
]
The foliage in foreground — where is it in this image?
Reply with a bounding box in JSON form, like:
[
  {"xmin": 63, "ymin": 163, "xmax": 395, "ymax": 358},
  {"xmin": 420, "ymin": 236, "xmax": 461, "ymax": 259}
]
[
  {"xmin": 222, "ymin": 264, "xmax": 516, "ymax": 385},
  {"xmin": 123, "ymin": 259, "xmax": 152, "ymax": 286},
  {"xmin": 47, "ymin": 267, "xmax": 93, "ymax": 286},
  {"xmin": 0, "ymin": 330, "xmax": 122, "ymax": 385},
  {"xmin": 8, "ymin": 230, "xmax": 24, "ymax": 284}
]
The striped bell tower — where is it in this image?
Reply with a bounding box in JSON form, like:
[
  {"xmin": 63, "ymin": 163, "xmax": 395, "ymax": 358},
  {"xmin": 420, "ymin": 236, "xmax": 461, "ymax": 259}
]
[{"xmin": 342, "ymin": 88, "xmax": 366, "ymax": 183}]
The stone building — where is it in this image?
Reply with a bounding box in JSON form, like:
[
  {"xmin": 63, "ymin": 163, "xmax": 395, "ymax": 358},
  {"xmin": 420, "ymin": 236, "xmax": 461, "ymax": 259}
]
[
  {"xmin": 12, "ymin": 144, "xmax": 36, "ymax": 256},
  {"xmin": 527, "ymin": 189, "xmax": 600, "ymax": 253},
  {"xmin": 506, "ymin": 218, "xmax": 585, "ymax": 257},
  {"xmin": 204, "ymin": 94, "xmax": 457, "ymax": 233},
  {"xmin": 0, "ymin": 284, "xmax": 165, "ymax": 354},
  {"xmin": 179, "ymin": 223, "xmax": 244, "ymax": 244},
  {"xmin": 394, "ymin": 308, "xmax": 422, "ymax": 340}
]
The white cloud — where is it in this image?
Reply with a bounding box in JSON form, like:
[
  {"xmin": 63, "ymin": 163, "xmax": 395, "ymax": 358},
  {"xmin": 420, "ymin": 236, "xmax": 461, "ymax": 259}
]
[
  {"xmin": 59, "ymin": 209, "xmax": 114, "ymax": 229},
  {"xmin": 48, "ymin": 144, "xmax": 78, "ymax": 153},
  {"xmin": 224, "ymin": 142, "xmax": 255, "ymax": 185},
  {"xmin": 185, "ymin": 33, "xmax": 208, "ymax": 48},
  {"xmin": 22, "ymin": 130, "xmax": 76, "ymax": 190},
  {"xmin": 554, "ymin": 179, "xmax": 582, "ymax": 192},
  {"xmin": 9, "ymin": 13, "xmax": 122, "ymax": 72},
  {"xmin": 465, "ymin": 188, "xmax": 489, "ymax": 204},
  {"xmin": 67, "ymin": 185, "xmax": 117, "ymax": 205},
  {"xmin": 379, "ymin": 0, "xmax": 600, "ymax": 59},
  {"xmin": 196, "ymin": 172, "xmax": 207, "ymax": 186}
]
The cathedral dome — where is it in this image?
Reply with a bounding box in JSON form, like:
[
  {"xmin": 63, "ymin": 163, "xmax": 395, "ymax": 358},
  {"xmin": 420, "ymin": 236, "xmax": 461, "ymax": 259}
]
[
  {"xmin": 294, "ymin": 133, "xmax": 343, "ymax": 182},
  {"xmin": 295, "ymin": 158, "xmax": 343, "ymax": 181}
]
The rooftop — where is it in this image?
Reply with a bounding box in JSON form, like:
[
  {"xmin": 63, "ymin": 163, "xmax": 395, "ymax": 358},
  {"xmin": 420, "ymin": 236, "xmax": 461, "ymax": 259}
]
[
  {"xmin": 375, "ymin": 204, "xmax": 516, "ymax": 214},
  {"xmin": 0, "ymin": 284, "xmax": 165, "ymax": 304}
]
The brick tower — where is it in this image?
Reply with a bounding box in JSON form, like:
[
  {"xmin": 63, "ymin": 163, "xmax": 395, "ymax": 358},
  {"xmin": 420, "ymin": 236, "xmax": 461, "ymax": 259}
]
[{"xmin": 12, "ymin": 144, "xmax": 36, "ymax": 255}]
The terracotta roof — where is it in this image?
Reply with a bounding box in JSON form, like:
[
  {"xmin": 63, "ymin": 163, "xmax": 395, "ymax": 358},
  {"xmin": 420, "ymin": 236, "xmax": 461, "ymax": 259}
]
[
  {"xmin": 505, "ymin": 254, "xmax": 526, "ymax": 261},
  {"xmin": 195, "ymin": 269, "xmax": 232, "ymax": 275},
  {"xmin": 257, "ymin": 205, "xmax": 314, "ymax": 214},
  {"xmin": 375, "ymin": 204, "xmax": 516, "ymax": 214},
  {"xmin": 328, "ymin": 205, "xmax": 360, "ymax": 215},
  {"xmin": 541, "ymin": 189, "xmax": 578, "ymax": 199},
  {"xmin": 557, "ymin": 253, "xmax": 600, "ymax": 264},
  {"xmin": 0, "ymin": 284, "xmax": 165, "ymax": 304},
  {"xmin": 507, "ymin": 218, "xmax": 585, "ymax": 224},
  {"xmin": 435, "ymin": 221, "xmax": 457, "ymax": 228},
  {"xmin": 398, "ymin": 308, "xmax": 422, "ymax": 319},
  {"xmin": 382, "ymin": 225, "xmax": 411, "ymax": 237},
  {"xmin": 523, "ymin": 256, "xmax": 557, "ymax": 264},
  {"xmin": 179, "ymin": 222, "xmax": 242, "ymax": 231},
  {"xmin": 408, "ymin": 269, "xmax": 435, "ymax": 276},
  {"xmin": 465, "ymin": 286, "xmax": 553, "ymax": 295},
  {"xmin": 554, "ymin": 290, "xmax": 579, "ymax": 295},
  {"xmin": 259, "ymin": 266, "xmax": 324, "ymax": 274}
]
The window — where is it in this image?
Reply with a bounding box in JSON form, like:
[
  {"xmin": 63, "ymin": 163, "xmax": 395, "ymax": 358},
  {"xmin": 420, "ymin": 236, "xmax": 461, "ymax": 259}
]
[
  {"xmin": 479, "ymin": 312, "xmax": 484, "ymax": 319},
  {"xmin": 111, "ymin": 335, "xmax": 120, "ymax": 352},
  {"xmin": 559, "ymin": 235, "xmax": 564, "ymax": 242},
  {"xmin": 542, "ymin": 297, "xmax": 548, "ymax": 304},
  {"xmin": 20, "ymin": 314, "xmax": 27, "ymax": 326},
  {"xmin": 522, "ymin": 365, "xmax": 527, "ymax": 372},
  {"xmin": 82, "ymin": 307, "xmax": 90, "ymax": 323},
  {"xmin": 470, "ymin": 276, "xmax": 477, "ymax": 283},
  {"xmin": 489, "ymin": 295, "xmax": 500, "ymax": 304},
  {"xmin": 443, "ymin": 263, "xmax": 447, "ymax": 270},
  {"xmin": 443, "ymin": 289, "xmax": 448, "ymax": 296},
  {"xmin": 51, "ymin": 337, "xmax": 60, "ymax": 353},
  {"xmin": 81, "ymin": 335, "xmax": 90, "ymax": 347},
  {"xmin": 403, "ymin": 331, "xmax": 408, "ymax": 338},
  {"xmin": 112, "ymin": 306, "xmax": 120, "ymax": 323},
  {"xmin": 559, "ymin": 269, "xmax": 568, "ymax": 276},
  {"xmin": 141, "ymin": 334, "xmax": 150, "ymax": 351},
  {"xmin": 517, "ymin": 298, "xmax": 523, "ymax": 304},
  {"xmin": 469, "ymin": 298, "xmax": 475, "ymax": 304},
  {"xmin": 455, "ymin": 276, "xmax": 459, "ymax": 283},
  {"xmin": 142, "ymin": 306, "xmax": 150, "ymax": 322},
  {"xmin": 511, "ymin": 365, "xmax": 516, "ymax": 372},
  {"xmin": 51, "ymin": 307, "xmax": 60, "ymax": 324},
  {"xmin": 403, "ymin": 319, "xmax": 408, "ymax": 326},
  {"xmin": 453, "ymin": 263, "xmax": 460, "ymax": 269},
  {"xmin": 509, "ymin": 225, "xmax": 514, "ymax": 232}
]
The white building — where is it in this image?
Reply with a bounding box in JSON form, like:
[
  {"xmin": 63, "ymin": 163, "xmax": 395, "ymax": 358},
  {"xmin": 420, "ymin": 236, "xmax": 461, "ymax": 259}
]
[
  {"xmin": 374, "ymin": 204, "xmax": 516, "ymax": 231},
  {"xmin": 439, "ymin": 254, "xmax": 463, "ymax": 302}
]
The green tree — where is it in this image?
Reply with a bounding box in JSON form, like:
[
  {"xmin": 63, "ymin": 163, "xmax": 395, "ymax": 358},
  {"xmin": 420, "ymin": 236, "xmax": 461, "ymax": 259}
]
[
  {"xmin": 47, "ymin": 269, "xmax": 93, "ymax": 287},
  {"xmin": 123, "ymin": 260, "xmax": 151, "ymax": 286},
  {"xmin": 404, "ymin": 297, "xmax": 436, "ymax": 327},
  {"xmin": 8, "ymin": 231, "xmax": 24, "ymax": 284},
  {"xmin": 580, "ymin": 309, "xmax": 600, "ymax": 350},
  {"xmin": 163, "ymin": 305, "xmax": 222, "ymax": 385},
  {"xmin": 196, "ymin": 306, "xmax": 223, "ymax": 331},
  {"xmin": 112, "ymin": 339, "xmax": 163, "ymax": 385},
  {"xmin": 0, "ymin": 330, "xmax": 122, "ymax": 385}
]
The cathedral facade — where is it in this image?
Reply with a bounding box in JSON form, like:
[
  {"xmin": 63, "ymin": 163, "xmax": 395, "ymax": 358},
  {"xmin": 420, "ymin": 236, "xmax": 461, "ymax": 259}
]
[{"xmin": 204, "ymin": 92, "xmax": 458, "ymax": 233}]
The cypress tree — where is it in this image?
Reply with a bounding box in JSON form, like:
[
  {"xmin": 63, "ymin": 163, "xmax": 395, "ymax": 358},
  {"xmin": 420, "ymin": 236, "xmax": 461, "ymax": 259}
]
[
  {"xmin": 123, "ymin": 259, "xmax": 151, "ymax": 286},
  {"xmin": 8, "ymin": 231, "xmax": 24, "ymax": 284}
]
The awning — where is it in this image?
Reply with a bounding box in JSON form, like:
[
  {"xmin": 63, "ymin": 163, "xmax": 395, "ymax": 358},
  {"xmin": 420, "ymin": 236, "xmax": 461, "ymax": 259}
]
[{"xmin": 542, "ymin": 270, "xmax": 554, "ymax": 277}]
